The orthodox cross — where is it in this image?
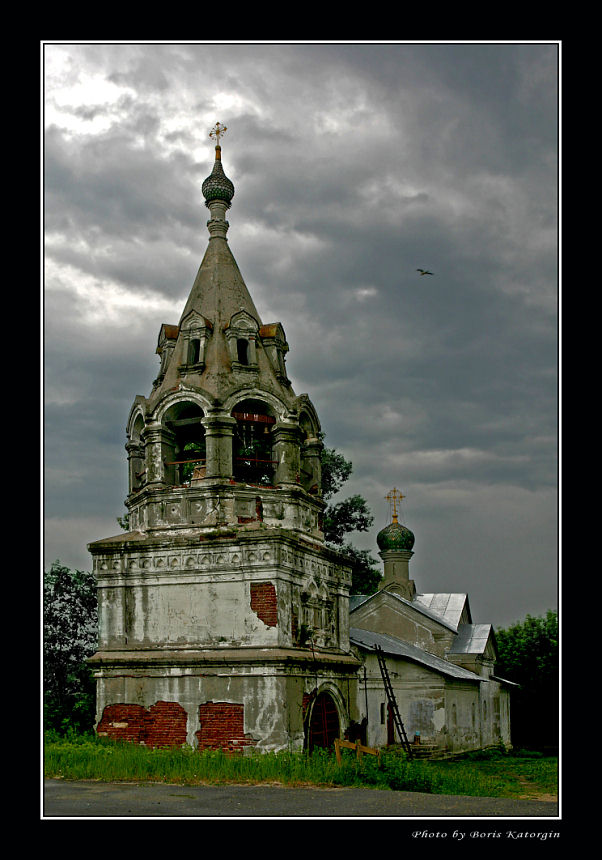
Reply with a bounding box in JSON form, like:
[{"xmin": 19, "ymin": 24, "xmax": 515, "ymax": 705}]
[
  {"xmin": 209, "ymin": 122, "xmax": 228, "ymax": 147},
  {"xmin": 385, "ymin": 487, "xmax": 405, "ymax": 523}
]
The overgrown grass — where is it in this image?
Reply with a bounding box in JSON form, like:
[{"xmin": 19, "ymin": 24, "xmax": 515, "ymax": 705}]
[
  {"xmin": 43, "ymin": 732, "xmax": 557, "ymax": 799},
  {"xmin": 425, "ymin": 747, "xmax": 558, "ymax": 799}
]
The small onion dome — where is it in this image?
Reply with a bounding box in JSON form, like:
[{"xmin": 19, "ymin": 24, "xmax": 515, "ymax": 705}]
[
  {"xmin": 377, "ymin": 520, "xmax": 415, "ymax": 551},
  {"xmin": 202, "ymin": 148, "xmax": 235, "ymax": 207}
]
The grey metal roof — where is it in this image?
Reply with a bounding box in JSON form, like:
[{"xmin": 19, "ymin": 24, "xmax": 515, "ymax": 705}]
[
  {"xmin": 491, "ymin": 675, "xmax": 520, "ymax": 688},
  {"xmin": 349, "ymin": 595, "xmax": 372, "ymax": 612},
  {"xmin": 448, "ymin": 623, "xmax": 493, "ymax": 655},
  {"xmin": 414, "ymin": 593, "xmax": 469, "ymax": 630},
  {"xmin": 349, "ymin": 627, "xmax": 484, "ymax": 683}
]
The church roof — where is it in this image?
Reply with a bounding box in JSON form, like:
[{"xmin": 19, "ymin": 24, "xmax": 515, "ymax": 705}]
[
  {"xmin": 413, "ymin": 593, "xmax": 470, "ymax": 629},
  {"xmin": 448, "ymin": 623, "xmax": 494, "ymax": 655},
  {"xmin": 349, "ymin": 627, "xmax": 484, "ymax": 683},
  {"xmin": 146, "ymin": 138, "xmax": 298, "ymax": 410},
  {"xmin": 349, "ymin": 591, "xmax": 464, "ymax": 634}
]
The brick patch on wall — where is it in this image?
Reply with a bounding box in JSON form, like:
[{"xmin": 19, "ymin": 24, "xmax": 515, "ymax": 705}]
[
  {"xmin": 250, "ymin": 581, "xmax": 278, "ymax": 627},
  {"xmin": 196, "ymin": 701, "xmax": 257, "ymax": 753},
  {"xmin": 97, "ymin": 701, "xmax": 188, "ymax": 747}
]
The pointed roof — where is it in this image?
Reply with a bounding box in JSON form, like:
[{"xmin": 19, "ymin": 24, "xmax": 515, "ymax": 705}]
[
  {"xmin": 178, "ymin": 230, "xmax": 263, "ymax": 331},
  {"xmin": 147, "ymin": 133, "xmax": 297, "ymax": 411}
]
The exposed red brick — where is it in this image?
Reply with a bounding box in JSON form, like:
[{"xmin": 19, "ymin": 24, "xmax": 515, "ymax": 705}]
[
  {"xmin": 196, "ymin": 702, "xmax": 257, "ymax": 754},
  {"xmin": 96, "ymin": 701, "xmax": 188, "ymax": 747},
  {"xmin": 250, "ymin": 581, "xmax": 278, "ymax": 627}
]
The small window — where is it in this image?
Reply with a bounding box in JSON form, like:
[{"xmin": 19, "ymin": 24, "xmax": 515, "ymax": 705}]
[
  {"xmin": 237, "ymin": 338, "xmax": 250, "ymax": 365},
  {"xmin": 380, "ymin": 703, "xmax": 386, "ymax": 725},
  {"xmin": 189, "ymin": 339, "xmax": 201, "ymax": 364}
]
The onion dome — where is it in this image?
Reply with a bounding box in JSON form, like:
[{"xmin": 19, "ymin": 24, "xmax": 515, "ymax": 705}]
[
  {"xmin": 202, "ymin": 147, "xmax": 235, "ymax": 208},
  {"xmin": 377, "ymin": 519, "xmax": 415, "ymax": 551}
]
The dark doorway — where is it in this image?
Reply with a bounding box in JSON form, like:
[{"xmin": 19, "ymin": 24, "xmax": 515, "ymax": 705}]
[
  {"xmin": 387, "ymin": 703, "xmax": 395, "ymax": 745},
  {"xmin": 307, "ymin": 692, "xmax": 340, "ymax": 751}
]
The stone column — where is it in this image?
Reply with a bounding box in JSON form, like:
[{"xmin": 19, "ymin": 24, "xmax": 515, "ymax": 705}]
[
  {"xmin": 202, "ymin": 413, "xmax": 237, "ymax": 479},
  {"xmin": 272, "ymin": 422, "xmax": 301, "ymax": 486},
  {"xmin": 206, "ymin": 200, "xmax": 230, "ymax": 239},
  {"xmin": 144, "ymin": 424, "xmax": 175, "ymax": 486},
  {"xmin": 126, "ymin": 440, "xmax": 145, "ymax": 493},
  {"xmin": 300, "ymin": 437, "xmax": 323, "ymax": 493},
  {"xmin": 379, "ymin": 549, "xmax": 416, "ymax": 601}
]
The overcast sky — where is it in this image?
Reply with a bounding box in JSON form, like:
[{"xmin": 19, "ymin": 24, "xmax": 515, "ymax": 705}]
[{"xmin": 43, "ymin": 41, "xmax": 559, "ymax": 629}]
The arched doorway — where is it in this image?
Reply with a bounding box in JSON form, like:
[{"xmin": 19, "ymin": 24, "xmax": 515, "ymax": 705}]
[{"xmin": 307, "ymin": 691, "xmax": 340, "ymax": 751}]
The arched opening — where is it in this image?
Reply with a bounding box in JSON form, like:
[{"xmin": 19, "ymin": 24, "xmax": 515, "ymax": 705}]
[
  {"xmin": 306, "ymin": 691, "xmax": 340, "ymax": 751},
  {"xmin": 231, "ymin": 398, "xmax": 276, "ymax": 486},
  {"xmin": 162, "ymin": 401, "xmax": 206, "ymax": 485}
]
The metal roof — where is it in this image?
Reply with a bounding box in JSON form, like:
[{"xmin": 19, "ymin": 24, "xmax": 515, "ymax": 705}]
[
  {"xmin": 349, "ymin": 627, "xmax": 484, "ymax": 683},
  {"xmin": 448, "ymin": 623, "xmax": 494, "ymax": 655},
  {"xmin": 414, "ymin": 593, "xmax": 469, "ymax": 629}
]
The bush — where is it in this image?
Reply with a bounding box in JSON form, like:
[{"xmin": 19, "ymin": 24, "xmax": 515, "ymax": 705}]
[{"xmin": 43, "ymin": 561, "xmax": 98, "ymax": 734}]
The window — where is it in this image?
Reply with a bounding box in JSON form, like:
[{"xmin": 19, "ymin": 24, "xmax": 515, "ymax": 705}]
[
  {"xmin": 189, "ymin": 339, "xmax": 201, "ymax": 365},
  {"xmin": 226, "ymin": 311, "xmax": 259, "ymax": 371},
  {"xmin": 237, "ymin": 338, "xmax": 250, "ymax": 365},
  {"xmin": 178, "ymin": 311, "xmax": 212, "ymax": 374}
]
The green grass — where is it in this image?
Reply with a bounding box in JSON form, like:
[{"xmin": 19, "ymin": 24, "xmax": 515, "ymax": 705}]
[
  {"xmin": 425, "ymin": 748, "xmax": 558, "ymax": 799},
  {"xmin": 43, "ymin": 732, "xmax": 558, "ymax": 799}
]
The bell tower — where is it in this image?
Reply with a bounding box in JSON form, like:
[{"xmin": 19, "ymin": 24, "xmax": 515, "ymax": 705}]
[{"xmin": 88, "ymin": 125, "xmax": 360, "ymax": 752}]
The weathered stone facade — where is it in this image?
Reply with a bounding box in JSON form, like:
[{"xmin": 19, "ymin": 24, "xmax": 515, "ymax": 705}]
[
  {"xmin": 88, "ymin": 134, "xmax": 513, "ymax": 756},
  {"xmin": 89, "ymin": 138, "xmax": 361, "ymax": 752}
]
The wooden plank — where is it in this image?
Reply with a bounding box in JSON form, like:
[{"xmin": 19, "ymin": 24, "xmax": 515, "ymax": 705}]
[{"xmin": 335, "ymin": 738, "xmax": 380, "ymax": 764}]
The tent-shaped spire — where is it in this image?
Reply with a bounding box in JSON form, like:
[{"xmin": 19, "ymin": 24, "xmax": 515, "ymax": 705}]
[{"xmin": 148, "ymin": 126, "xmax": 294, "ymax": 407}]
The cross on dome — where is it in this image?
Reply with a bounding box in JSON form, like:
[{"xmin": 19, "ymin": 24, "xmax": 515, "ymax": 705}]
[
  {"xmin": 209, "ymin": 122, "xmax": 228, "ymax": 147},
  {"xmin": 385, "ymin": 487, "xmax": 405, "ymax": 524}
]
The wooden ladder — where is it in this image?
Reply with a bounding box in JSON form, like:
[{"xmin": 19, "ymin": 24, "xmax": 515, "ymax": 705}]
[{"xmin": 374, "ymin": 645, "xmax": 413, "ymax": 757}]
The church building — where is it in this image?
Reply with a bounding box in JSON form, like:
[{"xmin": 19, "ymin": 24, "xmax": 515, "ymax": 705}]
[{"xmin": 88, "ymin": 125, "xmax": 513, "ymax": 756}]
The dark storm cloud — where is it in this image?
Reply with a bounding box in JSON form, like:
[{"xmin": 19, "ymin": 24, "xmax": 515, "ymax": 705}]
[{"xmin": 43, "ymin": 42, "xmax": 558, "ymax": 627}]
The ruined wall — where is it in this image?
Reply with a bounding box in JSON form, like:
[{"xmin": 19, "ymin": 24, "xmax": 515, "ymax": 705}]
[
  {"xmin": 359, "ymin": 656, "xmax": 447, "ymax": 748},
  {"xmin": 92, "ymin": 530, "xmax": 352, "ymax": 653},
  {"xmin": 355, "ymin": 653, "xmax": 512, "ymax": 753},
  {"xmin": 93, "ymin": 661, "xmax": 359, "ymax": 753}
]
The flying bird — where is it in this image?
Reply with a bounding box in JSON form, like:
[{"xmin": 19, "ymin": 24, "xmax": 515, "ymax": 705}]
[{"xmin": 416, "ymin": 269, "xmax": 434, "ymax": 276}]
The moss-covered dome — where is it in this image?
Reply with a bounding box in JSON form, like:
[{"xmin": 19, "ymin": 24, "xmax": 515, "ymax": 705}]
[
  {"xmin": 377, "ymin": 520, "xmax": 415, "ymax": 551},
  {"xmin": 202, "ymin": 152, "xmax": 235, "ymax": 207}
]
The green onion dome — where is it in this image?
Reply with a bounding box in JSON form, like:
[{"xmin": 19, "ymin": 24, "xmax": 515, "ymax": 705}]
[
  {"xmin": 377, "ymin": 519, "xmax": 415, "ymax": 551},
  {"xmin": 202, "ymin": 148, "xmax": 235, "ymax": 207}
]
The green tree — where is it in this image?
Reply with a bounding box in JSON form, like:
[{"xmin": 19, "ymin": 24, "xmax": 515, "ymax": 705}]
[
  {"xmin": 494, "ymin": 610, "xmax": 559, "ymax": 751},
  {"xmin": 321, "ymin": 440, "xmax": 381, "ymax": 594},
  {"xmin": 43, "ymin": 561, "xmax": 98, "ymax": 734}
]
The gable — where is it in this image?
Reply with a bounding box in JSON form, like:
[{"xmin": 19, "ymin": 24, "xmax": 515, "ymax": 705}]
[{"xmin": 349, "ymin": 590, "xmax": 457, "ymax": 657}]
